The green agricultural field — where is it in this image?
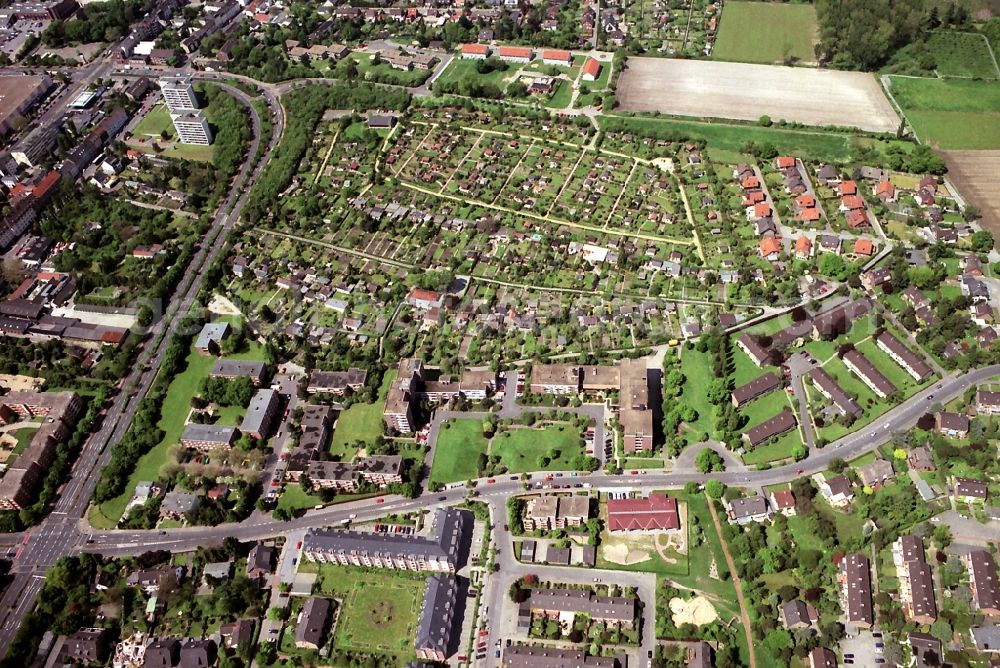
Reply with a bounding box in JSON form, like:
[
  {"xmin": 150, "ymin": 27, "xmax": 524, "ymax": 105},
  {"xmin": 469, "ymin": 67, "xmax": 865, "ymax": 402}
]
[
  {"xmin": 330, "ymin": 370, "xmax": 396, "ymax": 458},
  {"xmin": 713, "ymin": 1, "xmax": 819, "ymax": 65},
  {"xmin": 429, "ymin": 419, "xmax": 489, "ymax": 486},
  {"xmin": 491, "ymin": 423, "xmax": 585, "ymax": 473},
  {"xmin": 888, "ymin": 77, "xmax": 1000, "ymax": 149},
  {"xmin": 598, "ymin": 115, "xmax": 914, "ymax": 163}
]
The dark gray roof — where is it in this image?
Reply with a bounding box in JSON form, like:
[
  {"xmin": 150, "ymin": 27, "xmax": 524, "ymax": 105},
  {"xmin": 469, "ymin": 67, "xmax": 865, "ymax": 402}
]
[
  {"xmin": 744, "ymin": 409, "xmax": 796, "ymax": 447},
  {"xmin": 239, "ymin": 388, "xmax": 279, "ymax": 436},
  {"xmin": 728, "ymin": 496, "xmax": 769, "ymax": 520},
  {"xmin": 210, "ymin": 358, "xmax": 266, "ymax": 379},
  {"xmin": 414, "ymin": 574, "xmax": 457, "ymax": 655},
  {"xmin": 731, "ymin": 372, "xmax": 781, "ymax": 406},
  {"xmin": 294, "ymin": 597, "xmax": 331, "ymax": 648},
  {"xmin": 809, "ymin": 368, "xmax": 862, "ymax": 417},
  {"xmin": 303, "ymin": 508, "xmax": 468, "ymax": 566},
  {"xmin": 503, "ymin": 646, "xmax": 616, "ymax": 668},
  {"xmin": 529, "ymin": 588, "xmax": 634, "ymax": 622},
  {"xmin": 843, "ymin": 349, "xmax": 897, "ymax": 397},
  {"xmin": 180, "ymin": 423, "xmax": 236, "ymax": 444},
  {"xmin": 841, "ymin": 552, "xmax": 873, "ymax": 627}
]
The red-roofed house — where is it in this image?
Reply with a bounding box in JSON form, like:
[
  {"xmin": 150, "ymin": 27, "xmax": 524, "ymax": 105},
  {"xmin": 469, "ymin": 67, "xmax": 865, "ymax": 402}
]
[
  {"xmin": 847, "ymin": 210, "xmax": 869, "ymax": 228},
  {"xmin": 770, "ymin": 489, "xmax": 796, "ymax": 516},
  {"xmin": 754, "ymin": 202, "xmax": 771, "ymax": 219},
  {"xmin": 498, "ymin": 46, "xmax": 532, "ymax": 63},
  {"xmin": 743, "ymin": 190, "xmax": 766, "ymax": 205},
  {"xmin": 760, "ymin": 237, "xmax": 782, "ymax": 260},
  {"xmin": 795, "ymin": 193, "xmax": 816, "ymax": 209},
  {"xmin": 607, "ymin": 494, "xmax": 679, "ymax": 532},
  {"xmin": 407, "ymin": 288, "xmax": 442, "ymax": 309},
  {"xmin": 32, "ymin": 170, "xmax": 62, "ymax": 206},
  {"xmin": 100, "ymin": 330, "xmax": 128, "ymax": 347},
  {"xmin": 797, "ymin": 208, "xmax": 822, "ymax": 223},
  {"xmin": 795, "ymin": 236, "xmax": 812, "ymax": 258},
  {"xmin": 875, "ymin": 180, "xmax": 896, "ymax": 202},
  {"xmin": 461, "ymin": 43, "xmax": 490, "ymax": 59},
  {"xmin": 542, "ymin": 49, "xmax": 573, "ymax": 66},
  {"xmin": 840, "ymin": 196, "xmax": 865, "ymax": 211},
  {"xmin": 776, "ymin": 156, "xmax": 796, "ymax": 169},
  {"xmin": 582, "ymin": 57, "xmax": 602, "ymax": 81},
  {"xmin": 854, "ymin": 239, "xmax": 875, "ymax": 256},
  {"xmin": 840, "ymin": 180, "xmax": 857, "ymax": 196}
]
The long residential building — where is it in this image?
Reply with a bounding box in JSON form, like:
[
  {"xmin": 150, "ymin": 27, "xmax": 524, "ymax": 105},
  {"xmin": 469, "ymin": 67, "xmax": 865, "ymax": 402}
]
[
  {"xmin": 306, "ymin": 368, "xmax": 368, "ymax": 394},
  {"xmin": 743, "ymin": 409, "xmax": 796, "ymax": 448},
  {"xmin": 839, "ymin": 552, "xmax": 873, "ymax": 628},
  {"xmin": 528, "ymin": 588, "xmax": 636, "ymax": 626},
  {"xmin": 809, "ymin": 368, "xmax": 862, "ymax": 418},
  {"xmin": 893, "ymin": 535, "xmax": 937, "ymax": 625},
  {"xmin": 842, "ymin": 349, "xmax": 897, "ymax": 399},
  {"xmin": 0, "ymin": 391, "xmax": 82, "ymax": 509},
  {"xmin": 874, "ymin": 331, "xmax": 933, "ymax": 382},
  {"xmin": 731, "ymin": 372, "xmax": 782, "ymax": 408},
  {"xmin": 964, "ymin": 549, "xmax": 1000, "ymax": 616},
  {"xmin": 302, "ymin": 508, "xmax": 469, "ymax": 572},
  {"xmin": 503, "ymin": 647, "xmax": 615, "ymax": 668},
  {"xmin": 414, "ymin": 574, "xmax": 457, "ymax": 661}
]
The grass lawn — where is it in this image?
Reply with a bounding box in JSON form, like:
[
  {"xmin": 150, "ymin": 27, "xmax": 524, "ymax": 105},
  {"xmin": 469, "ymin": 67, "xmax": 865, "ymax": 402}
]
[
  {"xmin": 543, "ymin": 80, "xmax": 573, "ymax": 109},
  {"xmin": 92, "ymin": 345, "xmax": 215, "ymax": 528},
  {"xmin": 743, "ymin": 429, "xmax": 803, "ymax": 466},
  {"xmin": 713, "ymin": 1, "xmax": 818, "ymax": 65},
  {"xmin": 679, "ymin": 347, "xmax": 717, "ymax": 436},
  {"xmin": 330, "ymin": 370, "xmax": 396, "ymax": 458},
  {"xmin": 739, "ymin": 388, "xmax": 789, "ymax": 429},
  {"xmin": 491, "ymin": 423, "xmax": 584, "ymax": 473},
  {"xmin": 888, "ymin": 77, "xmax": 1000, "ymax": 149},
  {"xmin": 436, "ymin": 58, "xmax": 513, "ymax": 88},
  {"xmin": 668, "ymin": 494, "xmax": 743, "ymax": 621},
  {"xmin": 276, "ymin": 484, "xmax": 323, "ymax": 514},
  {"xmin": 10, "ymin": 427, "xmax": 37, "ymax": 455},
  {"xmin": 785, "ymin": 513, "xmax": 826, "ymax": 552},
  {"xmin": 429, "ymin": 419, "xmax": 489, "ymax": 486},
  {"xmin": 309, "ymin": 564, "xmax": 423, "ymax": 657},
  {"xmin": 133, "ymin": 104, "xmax": 176, "ymax": 138}
]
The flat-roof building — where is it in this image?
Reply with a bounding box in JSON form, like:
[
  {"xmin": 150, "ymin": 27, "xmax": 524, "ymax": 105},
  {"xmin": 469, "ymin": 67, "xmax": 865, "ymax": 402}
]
[
  {"xmin": 240, "ymin": 388, "xmax": 280, "ymax": 440},
  {"xmin": 0, "ymin": 75, "xmax": 53, "ymax": 136}
]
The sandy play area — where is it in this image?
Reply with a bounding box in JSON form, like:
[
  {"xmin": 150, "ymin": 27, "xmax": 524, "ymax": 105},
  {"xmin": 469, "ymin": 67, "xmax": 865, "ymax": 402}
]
[
  {"xmin": 669, "ymin": 596, "xmax": 719, "ymax": 626},
  {"xmin": 601, "ymin": 542, "xmax": 651, "ymax": 565}
]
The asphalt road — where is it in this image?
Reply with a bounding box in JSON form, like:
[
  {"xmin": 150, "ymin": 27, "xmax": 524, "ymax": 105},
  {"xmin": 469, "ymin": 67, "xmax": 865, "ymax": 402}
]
[{"xmin": 0, "ymin": 71, "xmax": 285, "ymax": 655}]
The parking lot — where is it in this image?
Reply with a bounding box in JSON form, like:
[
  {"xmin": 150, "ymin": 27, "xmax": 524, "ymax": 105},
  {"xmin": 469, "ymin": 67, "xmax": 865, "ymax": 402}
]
[{"xmin": 841, "ymin": 629, "xmax": 886, "ymax": 666}]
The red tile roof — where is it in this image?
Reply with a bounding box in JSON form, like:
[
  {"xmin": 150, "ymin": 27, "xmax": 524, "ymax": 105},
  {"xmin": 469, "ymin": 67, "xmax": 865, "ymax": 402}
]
[
  {"xmin": 847, "ymin": 210, "xmax": 869, "ymax": 228},
  {"xmin": 875, "ymin": 180, "xmax": 895, "ymax": 196},
  {"xmin": 797, "ymin": 208, "xmax": 822, "ymax": 222},
  {"xmin": 854, "ymin": 239, "xmax": 875, "ymax": 256},
  {"xmin": 795, "ymin": 193, "xmax": 815, "ymax": 208},
  {"xmin": 841, "ymin": 195, "xmax": 865, "ymax": 210},
  {"xmin": 839, "ymin": 180, "xmax": 857, "ymax": 196},
  {"xmin": 760, "ymin": 237, "xmax": 782, "ymax": 256},
  {"xmin": 542, "ymin": 49, "xmax": 572, "ymax": 62},
  {"xmin": 795, "ymin": 236, "xmax": 812, "ymax": 253},
  {"xmin": 607, "ymin": 494, "xmax": 679, "ymax": 532},
  {"xmin": 499, "ymin": 46, "xmax": 532, "ymax": 58},
  {"xmin": 776, "ymin": 156, "xmax": 796, "ymax": 169},
  {"xmin": 461, "ymin": 43, "xmax": 489, "ymax": 55},
  {"xmin": 772, "ymin": 489, "xmax": 796, "ymax": 509},
  {"xmin": 582, "ymin": 57, "xmax": 601, "ymax": 78},
  {"xmin": 754, "ymin": 202, "xmax": 771, "ymax": 218}
]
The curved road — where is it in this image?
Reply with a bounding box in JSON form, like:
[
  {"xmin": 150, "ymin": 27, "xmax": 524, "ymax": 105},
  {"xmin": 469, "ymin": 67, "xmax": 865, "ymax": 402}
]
[{"xmin": 0, "ymin": 73, "xmax": 285, "ymax": 655}]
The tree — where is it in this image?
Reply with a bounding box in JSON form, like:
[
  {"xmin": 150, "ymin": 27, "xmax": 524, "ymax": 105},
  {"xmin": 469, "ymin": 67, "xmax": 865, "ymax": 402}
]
[
  {"xmin": 695, "ymin": 448, "xmax": 724, "ymax": 474},
  {"xmin": 705, "ymin": 480, "xmax": 725, "ymax": 499},
  {"xmin": 971, "ymin": 230, "xmax": 994, "ymax": 252}
]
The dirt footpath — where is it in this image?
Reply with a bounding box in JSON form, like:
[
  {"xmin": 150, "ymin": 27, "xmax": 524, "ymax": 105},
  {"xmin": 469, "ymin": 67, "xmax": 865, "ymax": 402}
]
[{"xmin": 617, "ymin": 58, "xmax": 900, "ymax": 133}]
